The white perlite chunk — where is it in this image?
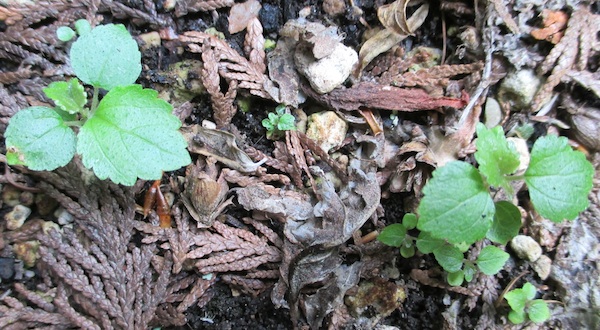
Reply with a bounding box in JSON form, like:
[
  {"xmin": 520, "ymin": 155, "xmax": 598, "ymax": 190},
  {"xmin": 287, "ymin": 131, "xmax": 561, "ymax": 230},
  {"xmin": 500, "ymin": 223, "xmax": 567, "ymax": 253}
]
[
  {"xmin": 510, "ymin": 235, "xmax": 542, "ymax": 262},
  {"xmin": 296, "ymin": 43, "xmax": 358, "ymax": 94},
  {"xmin": 306, "ymin": 111, "xmax": 348, "ymax": 153}
]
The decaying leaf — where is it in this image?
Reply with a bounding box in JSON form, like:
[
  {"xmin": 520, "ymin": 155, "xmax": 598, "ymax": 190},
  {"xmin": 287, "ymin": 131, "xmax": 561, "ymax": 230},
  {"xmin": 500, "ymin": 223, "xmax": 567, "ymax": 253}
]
[
  {"xmin": 356, "ymin": 0, "xmax": 429, "ymax": 75},
  {"xmin": 183, "ymin": 125, "xmax": 266, "ymax": 173},
  {"xmin": 303, "ymin": 82, "xmax": 469, "ymax": 112}
]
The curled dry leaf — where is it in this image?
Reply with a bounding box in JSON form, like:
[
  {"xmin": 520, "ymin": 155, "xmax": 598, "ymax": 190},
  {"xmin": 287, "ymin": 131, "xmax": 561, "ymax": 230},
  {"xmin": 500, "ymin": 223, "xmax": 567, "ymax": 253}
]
[
  {"xmin": 182, "ymin": 125, "xmax": 266, "ymax": 173},
  {"xmin": 356, "ymin": 0, "xmax": 429, "ymax": 76}
]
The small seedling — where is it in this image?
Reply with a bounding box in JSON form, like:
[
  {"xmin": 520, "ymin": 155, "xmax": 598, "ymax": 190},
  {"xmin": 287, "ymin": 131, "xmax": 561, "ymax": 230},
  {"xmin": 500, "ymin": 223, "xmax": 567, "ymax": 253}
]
[
  {"xmin": 5, "ymin": 21, "xmax": 191, "ymax": 185},
  {"xmin": 262, "ymin": 104, "xmax": 296, "ymax": 140},
  {"xmin": 379, "ymin": 124, "xmax": 594, "ymax": 286},
  {"xmin": 504, "ymin": 282, "xmax": 550, "ymax": 324}
]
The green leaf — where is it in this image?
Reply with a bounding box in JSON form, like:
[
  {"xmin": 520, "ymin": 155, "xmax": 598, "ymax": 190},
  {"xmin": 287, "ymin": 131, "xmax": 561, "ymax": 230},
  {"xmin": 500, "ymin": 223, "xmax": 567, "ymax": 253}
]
[
  {"xmin": 70, "ymin": 24, "xmax": 141, "ymax": 90},
  {"xmin": 475, "ymin": 123, "xmax": 520, "ymax": 191},
  {"xmin": 447, "ymin": 270, "xmax": 464, "ymax": 286},
  {"xmin": 524, "ymin": 135, "xmax": 594, "ymax": 222},
  {"xmin": 261, "ymin": 118, "xmax": 274, "ymax": 131},
  {"xmin": 56, "ymin": 26, "xmax": 75, "ymax": 41},
  {"xmin": 463, "ymin": 263, "xmax": 476, "ymax": 282},
  {"xmin": 433, "ymin": 245, "xmax": 464, "ymax": 273},
  {"xmin": 402, "ymin": 213, "xmax": 418, "ymax": 229},
  {"xmin": 377, "ymin": 224, "xmax": 407, "ymax": 247},
  {"xmin": 400, "ymin": 244, "xmax": 415, "ymax": 258},
  {"xmin": 528, "ymin": 299, "xmax": 550, "ymax": 323},
  {"xmin": 417, "ymin": 161, "xmax": 495, "ymax": 245},
  {"xmin": 486, "ymin": 201, "xmax": 521, "ymax": 245},
  {"xmin": 277, "ymin": 113, "xmax": 296, "ymax": 131},
  {"xmin": 77, "ymin": 85, "xmax": 191, "ymax": 186},
  {"xmin": 476, "ymin": 245, "xmax": 509, "ymax": 275},
  {"xmin": 43, "ymin": 78, "xmax": 87, "ymax": 114},
  {"xmin": 522, "ymin": 282, "xmax": 537, "ymax": 300},
  {"xmin": 5, "ymin": 106, "xmax": 76, "ymax": 170},
  {"xmin": 505, "ymin": 286, "xmax": 528, "ymax": 312},
  {"xmin": 508, "ymin": 310, "xmax": 526, "ymax": 324},
  {"xmin": 74, "ymin": 19, "xmax": 91, "ymax": 36},
  {"xmin": 416, "ymin": 231, "xmax": 445, "ymax": 254}
]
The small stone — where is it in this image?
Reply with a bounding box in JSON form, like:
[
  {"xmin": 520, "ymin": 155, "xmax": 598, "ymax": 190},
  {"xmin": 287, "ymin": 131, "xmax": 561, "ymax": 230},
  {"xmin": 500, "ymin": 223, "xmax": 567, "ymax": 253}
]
[
  {"xmin": 138, "ymin": 31, "xmax": 161, "ymax": 50},
  {"xmin": 14, "ymin": 240, "xmax": 40, "ymax": 268},
  {"xmin": 2, "ymin": 185, "xmax": 21, "ymax": 207},
  {"xmin": 42, "ymin": 221, "xmax": 61, "ymax": 234},
  {"xmin": 54, "ymin": 207, "xmax": 74, "ymax": 225},
  {"xmin": 0, "ymin": 257, "xmax": 15, "ymax": 280},
  {"xmin": 498, "ymin": 69, "xmax": 541, "ymax": 109},
  {"xmin": 296, "ymin": 42, "xmax": 358, "ymax": 94},
  {"xmin": 5, "ymin": 205, "xmax": 32, "ymax": 230},
  {"xmin": 483, "ymin": 98, "xmax": 502, "ymax": 128},
  {"xmin": 323, "ymin": 0, "xmax": 346, "ymax": 16},
  {"xmin": 532, "ymin": 254, "xmax": 552, "ymax": 280},
  {"xmin": 306, "ymin": 111, "xmax": 348, "ymax": 152},
  {"xmin": 510, "ymin": 235, "xmax": 542, "ymax": 262},
  {"xmin": 19, "ymin": 191, "xmax": 35, "ymax": 206}
]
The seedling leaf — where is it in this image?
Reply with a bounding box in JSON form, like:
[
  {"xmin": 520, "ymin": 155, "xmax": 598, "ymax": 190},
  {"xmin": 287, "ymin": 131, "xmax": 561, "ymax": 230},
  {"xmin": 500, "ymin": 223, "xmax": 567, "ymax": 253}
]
[
  {"xmin": 417, "ymin": 161, "xmax": 495, "ymax": 245},
  {"xmin": 476, "ymin": 245, "xmax": 509, "ymax": 275},
  {"xmin": 74, "ymin": 19, "xmax": 91, "ymax": 36},
  {"xmin": 377, "ymin": 224, "xmax": 406, "ymax": 247},
  {"xmin": 70, "ymin": 24, "xmax": 141, "ymax": 90},
  {"xmin": 433, "ymin": 245, "xmax": 464, "ymax": 273},
  {"xmin": 56, "ymin": 26, "xmax": 75, "ymax": 41},
  {"xmin": 402, "ymin": 213, "xmax": 418, "ymax": 229},
  {"xmin": 463, "ymin": 263, "xmax": 476, "ymax": 282},
  {"xmin": 522, "ymin": 282, "xmax": 537, "ymax": 300},
  {"xmin": 400, "ymin": 244, "xmax": 415, "ymax": 258},
  {"xmin": 524, "ymin": 135, "xmax": 593, "ymax": 222},
  {"xmin": 416, "ymin": 231, "xmax": 445, "ymax": 254},
  {"xmin": 508, "ymin": 310, "xmax": 526, "ymax": 324},
  {"xmin": 505, "ymin": 288, "xmax": 527, "ymax": 313},
  {"xmin": 277, "ymin": 113, "xmax": 296, "ymax": 131},
  {"xmin": 5, "ymin": 106, "xmax": 76, "ymax": 170},
  {"xmin": 486, "ymin": 201, "xmax": 521, "ymax": 245},
  {"xmin": 528, "ymin": 299, "xmax": 550, "ymax": 323},
  {"xmin": 77, "ymin": 85, "xmax": 191, "ymax": 185},
  {"xmin": 447, "ymin": 270, "xmax": 464, "ymax": 286},
  {"xmin": 43, "ymin": 78, "xmax": 87, "ymax": 114},
  {"xmin": 475, "ymin": 123, "xmax": 520, "ymax": 191}
]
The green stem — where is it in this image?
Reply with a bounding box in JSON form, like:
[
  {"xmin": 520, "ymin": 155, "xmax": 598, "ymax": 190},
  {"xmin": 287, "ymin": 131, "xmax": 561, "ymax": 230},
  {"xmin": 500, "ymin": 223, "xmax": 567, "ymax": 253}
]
[
  {"xmin": 63, "ymin": 120, "xmax": 84, "ymax": 127},
  {"xmin": 505, "ymin": 174, "xmax": 525, "ymax": 182}
]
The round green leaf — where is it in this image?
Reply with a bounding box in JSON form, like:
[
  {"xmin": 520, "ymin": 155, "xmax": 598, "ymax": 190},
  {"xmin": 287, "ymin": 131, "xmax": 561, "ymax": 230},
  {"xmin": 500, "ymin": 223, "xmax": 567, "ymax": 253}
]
[
  {"xmin": 5, "ymin": 106, "xmax": 76, "ymax": 171},
  {"xmin": 447, "ymin": 271, "xmax": 464, "ymax": 286},
  {"xmin": 377, "ymin": 224, "xmax": 407, "ymax": 247},
  {"xmin": 56, "ymin": 26, "xmax": 75, "ymax": 42},
  {"xmin": 402, "ymin": 213, "xmax": 418, "ymax": 229},
  {"xmin": 463, "ymin": 263, "xmax": 476, "ymax": 282},
  {"xmin": 486, "ymin": 201, "xmax": 521, "ymax": 244},
  {"xmin": 74, "ymin": 19, "xmax": 91, "ymax": 36},
  {"xmin": 433, "ymin": 245, "xmax": 464, "ymax": 273},
  {"xmin": 417, "ymin": 161, "xmax": 495, "ymax": 245},
  {"xmin": 508, "ymin": 310, "xmax": 526, "ymax": 324},
  {"xmin": 476, "ymin": 245, "xmax": 509, "ymax": 275},
  {"xmin": 522, "ymin": 282, "xmax": 537, "ymax": 300},
  {"xmin": 525, "ymin": 135, "xmax": 594, "ymax": 222},
  {"xmin": 400, "ymin": 244, "xmax": 415, "ymax": 258},
  {"xmin": 527, "ymin": 299, "xmax": 550, "ymax": 323},
  {"xmin": 70, "ymin": 24, "xmax": 141, "ymax": 90},
  {"xmin": 77, "ymin": 85, "xmax": 191, "ymax": 186}
]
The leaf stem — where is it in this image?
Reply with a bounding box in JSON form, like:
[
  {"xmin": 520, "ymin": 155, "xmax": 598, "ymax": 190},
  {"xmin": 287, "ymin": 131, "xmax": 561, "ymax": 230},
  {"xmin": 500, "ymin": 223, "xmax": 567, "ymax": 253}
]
[
  {"xmin": 63, "ymin": 120, "xmax": 84, "ymax": 127},
  {"xmin": 505, "ymin": 174, "xmax": 524, "ymax": 182}
]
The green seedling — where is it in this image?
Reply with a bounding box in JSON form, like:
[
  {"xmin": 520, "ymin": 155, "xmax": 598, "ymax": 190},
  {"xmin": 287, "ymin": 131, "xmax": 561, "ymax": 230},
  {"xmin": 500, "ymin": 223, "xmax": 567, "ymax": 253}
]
[
  {"xmin": 379, "ymin": 124, "xmax": 594, "ymax": 285},
  {"xmin": 262, "ymin": 104, "xmax": 296, "ymax": 140},
  {"xmin": 504, "ymin": 282, "xmax": 550, "ymax": 324},
  {"xmin": 5, "ymin": 22, "xmax": 191, "ymax": 186}
]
